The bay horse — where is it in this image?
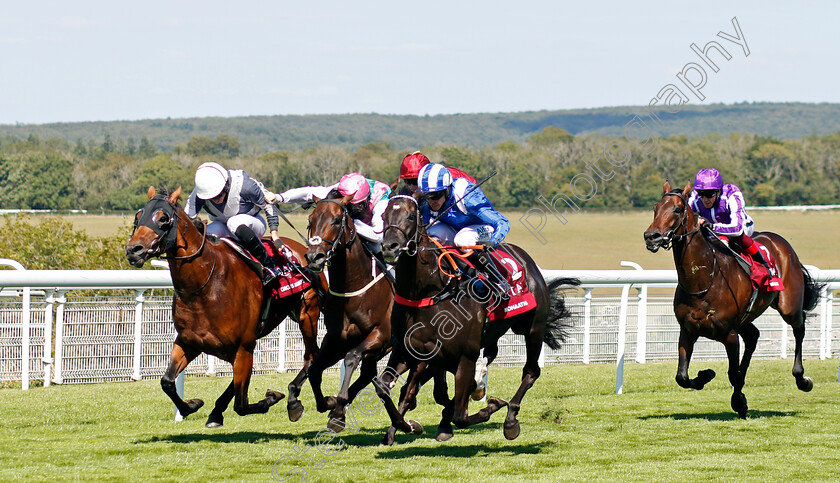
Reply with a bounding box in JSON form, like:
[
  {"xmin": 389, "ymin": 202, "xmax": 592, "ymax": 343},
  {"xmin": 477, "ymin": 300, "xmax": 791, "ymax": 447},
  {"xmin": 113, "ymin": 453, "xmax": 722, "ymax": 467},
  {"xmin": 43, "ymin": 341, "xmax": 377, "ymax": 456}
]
[
  {"xmin": 376, "ymin": 194, "xmax": 579, "ymax": 443},
  {"xmin": 643, "ymin": 182, "xmax": 823, "ymax": 418},
  {"xmin": 125, "ymin": 186, "xmax": 325, "ymax": 427},
  {"xmin": 303, "ymin": 194, "xmax": 394, "ymax": 432}
]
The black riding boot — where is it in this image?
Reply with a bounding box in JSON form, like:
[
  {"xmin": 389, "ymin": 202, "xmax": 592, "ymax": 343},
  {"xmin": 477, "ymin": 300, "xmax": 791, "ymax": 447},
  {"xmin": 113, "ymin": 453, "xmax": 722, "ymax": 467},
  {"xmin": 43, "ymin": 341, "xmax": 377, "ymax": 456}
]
[
  {"xmin": 235, "ymin": 225, "xmax": 279, "ymax": 285},
  {"xmin": 466, "ymin": 251, "xmax": 511, "ymax": 297}
]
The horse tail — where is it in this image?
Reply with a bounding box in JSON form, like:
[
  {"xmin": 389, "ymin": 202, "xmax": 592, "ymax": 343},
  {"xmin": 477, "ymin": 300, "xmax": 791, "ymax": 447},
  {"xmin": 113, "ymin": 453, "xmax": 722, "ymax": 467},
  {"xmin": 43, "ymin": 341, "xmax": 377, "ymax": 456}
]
[
  {"xmin": 543, "ymin": 277, "xmax": 581, "ymax": 350},
  {"xmin": 800, "ymin": 266, "xmax": 825, "ymax": 313}
]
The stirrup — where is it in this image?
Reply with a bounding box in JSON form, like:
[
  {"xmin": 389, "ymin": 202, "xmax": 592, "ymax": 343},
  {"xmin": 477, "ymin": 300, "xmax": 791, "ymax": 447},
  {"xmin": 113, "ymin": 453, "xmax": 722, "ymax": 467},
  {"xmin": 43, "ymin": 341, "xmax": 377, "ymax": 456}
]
[{"xmin": 262, "ymin": 266, "xmax": 281, "ymax": 285}]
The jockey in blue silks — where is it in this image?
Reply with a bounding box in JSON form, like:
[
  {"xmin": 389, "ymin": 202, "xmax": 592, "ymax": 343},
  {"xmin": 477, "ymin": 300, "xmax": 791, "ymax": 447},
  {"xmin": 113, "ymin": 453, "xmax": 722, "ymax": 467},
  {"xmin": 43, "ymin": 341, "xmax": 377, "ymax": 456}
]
[
  {"xmin": 416, "ymin": 162, "xmax": 511, "ymax": 295},
  {"xmin": 688, "ymin": 168, "xmax": 783, "ymax": 288}
]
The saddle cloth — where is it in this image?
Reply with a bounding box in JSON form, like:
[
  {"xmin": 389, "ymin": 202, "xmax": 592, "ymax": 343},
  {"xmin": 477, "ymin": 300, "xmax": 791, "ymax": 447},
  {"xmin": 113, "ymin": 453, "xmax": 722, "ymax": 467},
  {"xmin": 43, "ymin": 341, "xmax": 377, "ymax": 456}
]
[
  {"xmin": 220, "ymin": 238, "xmax": 311, "ymax": 299},
  {"xmin": 461, "ymin": 248, "xmax": 537, "ymax": 322},
  {"xmin": 742, "ymin": 243, "xmax": 784, "ymax": 292}
]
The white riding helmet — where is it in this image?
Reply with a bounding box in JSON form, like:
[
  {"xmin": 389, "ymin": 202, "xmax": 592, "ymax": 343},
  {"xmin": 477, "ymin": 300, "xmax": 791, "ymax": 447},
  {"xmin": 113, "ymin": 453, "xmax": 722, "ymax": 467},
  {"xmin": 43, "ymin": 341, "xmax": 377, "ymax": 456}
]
[{"xmin": 194, "ymin": 162, "xmax": 229, "ymax": 199}]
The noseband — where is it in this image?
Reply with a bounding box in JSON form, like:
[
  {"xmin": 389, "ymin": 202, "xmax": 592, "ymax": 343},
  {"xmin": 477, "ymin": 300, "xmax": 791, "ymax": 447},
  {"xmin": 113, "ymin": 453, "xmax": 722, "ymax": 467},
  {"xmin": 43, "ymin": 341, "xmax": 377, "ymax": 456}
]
[
  {"xmin": 382, "ymin": 195, "xmax": 422, "ymax": 259},
  {"xmin": 308, "ymin": 199, "xmax": 357, "ymax": 265}
]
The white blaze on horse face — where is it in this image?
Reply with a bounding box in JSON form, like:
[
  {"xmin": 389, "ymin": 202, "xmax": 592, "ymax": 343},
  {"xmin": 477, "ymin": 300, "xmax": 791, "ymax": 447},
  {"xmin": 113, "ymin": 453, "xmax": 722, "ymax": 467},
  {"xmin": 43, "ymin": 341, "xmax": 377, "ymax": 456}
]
[
  {"xmin": 309, "ymin": 236, "xmax": 322, "ymax": 246},
  {"xmin": 392, "ymin": 205, "xmax": 401, "ymax": 210}
]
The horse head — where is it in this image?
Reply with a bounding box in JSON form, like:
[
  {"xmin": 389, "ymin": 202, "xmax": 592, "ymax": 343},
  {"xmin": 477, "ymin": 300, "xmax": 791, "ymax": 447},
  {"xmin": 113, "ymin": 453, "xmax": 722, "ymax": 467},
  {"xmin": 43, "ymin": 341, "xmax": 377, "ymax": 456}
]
[
  {"xmin": 305, "ymin": 194, "xmax": 355, "ymax": 272},
  {"xmin": 382, "ymin": 194, "xmax": 421, "ymax": 264},
  {"xmin": 644, "ymin": 181, "xmax": 695, "ymax": 252},
  {"xmin": 125, "ymin": 186, "xmax": 183, "ymax": 267}
]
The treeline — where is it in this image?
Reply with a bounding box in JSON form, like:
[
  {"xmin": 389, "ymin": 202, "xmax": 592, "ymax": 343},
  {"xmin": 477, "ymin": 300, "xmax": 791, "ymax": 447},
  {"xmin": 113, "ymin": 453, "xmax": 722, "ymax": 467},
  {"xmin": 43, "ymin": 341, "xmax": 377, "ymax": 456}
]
[
  {"xmin": 1, "ymin": 127, "xmax": 839, "ymax": 212},
  {"xmin": 0, "ymin": 103, "xmax": 839, "ymax": 153}
]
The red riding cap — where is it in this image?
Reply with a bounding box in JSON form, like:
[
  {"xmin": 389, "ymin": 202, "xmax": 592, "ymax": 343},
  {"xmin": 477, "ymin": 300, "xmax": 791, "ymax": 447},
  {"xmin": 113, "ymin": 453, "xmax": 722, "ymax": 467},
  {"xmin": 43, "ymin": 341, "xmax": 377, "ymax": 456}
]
[{"xmin": 400, "ymin": 152, "xmax": 430, "ymax": 179}]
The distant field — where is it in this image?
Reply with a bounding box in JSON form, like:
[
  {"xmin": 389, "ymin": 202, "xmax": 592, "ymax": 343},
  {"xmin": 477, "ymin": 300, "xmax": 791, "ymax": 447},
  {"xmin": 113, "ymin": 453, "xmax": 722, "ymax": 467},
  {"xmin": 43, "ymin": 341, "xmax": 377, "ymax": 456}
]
[{"xmin": 39, "ymin": 209, "xmax": 840, "ymax": 271}]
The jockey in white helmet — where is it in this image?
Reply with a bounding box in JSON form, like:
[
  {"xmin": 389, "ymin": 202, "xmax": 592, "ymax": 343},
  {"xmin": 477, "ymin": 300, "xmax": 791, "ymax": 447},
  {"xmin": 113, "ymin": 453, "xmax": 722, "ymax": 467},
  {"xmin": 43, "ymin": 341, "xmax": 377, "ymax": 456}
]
[{"xmin": 185, "ymin": 162, "xmax": 281, "ymax": 284}]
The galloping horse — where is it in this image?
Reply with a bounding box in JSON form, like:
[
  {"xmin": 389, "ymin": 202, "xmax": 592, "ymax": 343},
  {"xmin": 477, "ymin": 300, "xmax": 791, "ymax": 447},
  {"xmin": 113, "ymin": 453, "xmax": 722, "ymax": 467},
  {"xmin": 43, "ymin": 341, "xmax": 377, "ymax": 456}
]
[
  {"xmin": 376, "ymin": 194, "xmax": 579, "ymax": 443},
  {"xmin": 302, "ymin": 194, "xmax": 394, "ymax": 432},
  {"xmin": 125, "ymin": 187, "xmax": 325, "ymax": 427},
  {"xmin": 644, "ymin": 182, "xmax": 823, "ymax": 418}
]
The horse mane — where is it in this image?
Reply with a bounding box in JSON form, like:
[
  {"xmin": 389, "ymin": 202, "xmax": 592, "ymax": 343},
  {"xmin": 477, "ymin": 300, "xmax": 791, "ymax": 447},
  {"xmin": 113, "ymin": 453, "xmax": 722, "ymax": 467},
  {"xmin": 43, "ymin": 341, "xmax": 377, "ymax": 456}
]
[{"xmin": 327, "ymin": 188, "xmax": 368, "ymax": 220}]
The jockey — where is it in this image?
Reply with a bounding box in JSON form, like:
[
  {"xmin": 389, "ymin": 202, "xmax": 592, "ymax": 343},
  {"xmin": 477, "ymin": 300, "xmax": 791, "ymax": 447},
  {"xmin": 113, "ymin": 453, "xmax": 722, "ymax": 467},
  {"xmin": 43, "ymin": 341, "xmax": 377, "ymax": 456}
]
[
  {"xmin": 399, "ymin": 151, "xmax": 475, "ymax": 195},
  {"xmin": 185, "ymin": 162, "xmax": 281, "ymax": 285},
  {"xmin": 276, "ymin": 173, "xmax": 392, "ymax": 261},
  {"xmin": 688, "ymin": 168, "xmax": 783, "ymax": 287},
  {"xmin": 416, "ymin": 162, "xmax": 511, "ymax": 296}
]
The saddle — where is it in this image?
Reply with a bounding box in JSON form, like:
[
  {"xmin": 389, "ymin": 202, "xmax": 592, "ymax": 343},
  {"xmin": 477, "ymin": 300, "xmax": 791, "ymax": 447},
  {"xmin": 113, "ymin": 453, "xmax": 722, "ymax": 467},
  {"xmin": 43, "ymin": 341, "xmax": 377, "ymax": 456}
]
[
  {"xmin": 219, "ymin": 238, "xmax": 312, "ymax": 299},
  {"xmin": 707, "ymin": 231, "xmax": 784, "ymax": 292}
]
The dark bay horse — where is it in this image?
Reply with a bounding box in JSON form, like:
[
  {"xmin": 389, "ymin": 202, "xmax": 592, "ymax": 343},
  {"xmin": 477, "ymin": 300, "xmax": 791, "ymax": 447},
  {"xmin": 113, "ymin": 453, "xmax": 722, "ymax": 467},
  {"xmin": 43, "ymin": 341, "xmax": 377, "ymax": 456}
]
[
  {"xmin": 303, "ymin": 194, "xmax": 394, "ymax": 432},
  {"xmin": 377, "ymin": 194, "xmax": 579, "ymax": 443},
  {"xmin": 125, "ymin": 186, "xmax": 325, "ymax": 427},
  {"xmin": 643, "ymin": 182, "xmax": 823, "ymax": 418}
]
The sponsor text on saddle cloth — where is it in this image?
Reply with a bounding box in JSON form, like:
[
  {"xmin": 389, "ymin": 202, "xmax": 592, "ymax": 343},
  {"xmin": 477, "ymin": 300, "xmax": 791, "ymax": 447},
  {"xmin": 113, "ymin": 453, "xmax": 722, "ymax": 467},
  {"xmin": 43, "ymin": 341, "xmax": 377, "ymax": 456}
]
[
  {"xmin": 466, "ymin": 248, "xmax": 536, "ymax": 321},
  {"xmin": 221, "ymin": 238, "xmax": 311, "ymax": 298}
]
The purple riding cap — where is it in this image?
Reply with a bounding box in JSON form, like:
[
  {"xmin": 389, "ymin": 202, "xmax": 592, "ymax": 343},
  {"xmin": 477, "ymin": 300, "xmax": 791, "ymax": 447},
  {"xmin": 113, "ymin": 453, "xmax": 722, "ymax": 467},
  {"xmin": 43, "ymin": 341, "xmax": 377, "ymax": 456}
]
[{"xmin": 688, "ymin": 169, "xmax": 754, "ymax": 236}]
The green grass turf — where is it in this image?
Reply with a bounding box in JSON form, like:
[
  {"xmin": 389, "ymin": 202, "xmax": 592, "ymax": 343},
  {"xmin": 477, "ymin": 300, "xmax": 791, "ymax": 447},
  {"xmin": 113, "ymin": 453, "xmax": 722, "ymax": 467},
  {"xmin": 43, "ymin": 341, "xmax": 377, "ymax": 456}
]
[{"xmin": 2, "ymin": 360, "xmax": 839, "ymax": 482}]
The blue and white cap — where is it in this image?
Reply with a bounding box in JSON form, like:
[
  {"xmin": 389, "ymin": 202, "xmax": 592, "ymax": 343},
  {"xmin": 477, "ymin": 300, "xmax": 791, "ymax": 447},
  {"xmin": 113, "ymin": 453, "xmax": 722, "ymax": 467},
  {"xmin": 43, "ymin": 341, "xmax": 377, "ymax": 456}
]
[{"xmin": 418, "ymin": 163, "xmax": 453, "ymax": 194}]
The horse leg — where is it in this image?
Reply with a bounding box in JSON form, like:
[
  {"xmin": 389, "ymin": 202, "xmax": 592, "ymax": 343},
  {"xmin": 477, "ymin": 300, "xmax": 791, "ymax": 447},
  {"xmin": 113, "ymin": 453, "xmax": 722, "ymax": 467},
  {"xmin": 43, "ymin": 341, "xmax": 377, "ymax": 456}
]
[
  {"xmin": 675, "ymin": 327, "xmax": 715, "ymax": 390},
  {"xmin": 288, "ymin": 297, "xmax": 321, "ymax": 421},
  {"xmin": 380, "ymin": 365, "xmax": 428, "ymax": 446},
  {"xmin": 326, "ymin": 331, "xmax": 385, "ymax": 433},
  {"xmin": 788, "ymin": 315, "xmax": 813, "ymax": 392},
  {"xmin": 161, "ymin": 342, "xmax": 204, "ymax": 418},
  {"xmin": 724, "ymin": 331, "xmax": 748, "ymax": 418},
  {"xmin": 502, "ymin": 329, "xmax": 543, "ymax": 441},
  {"xmin": 433, "ymin": 371, "xmax": 455, "ymax": 442},
  {"xmin": 738, "ymin": 322, "xmax": 760, "ymax": 378},
  {"xmin": 286, "ymin": 361, "xmax": 311, "ymax": 422},
  {"xmin": 372, "ymin": 363, "xmax": 422, "ymax": 439},
  {"xmin": 451, "ymin": 356, "xmax": 508, "ymax": 430},
  {"xmin": 231, "ymin": 345, "xmax": 285, "ymax": 417},
  {"xmin": 308, "ymin": 335, "xmax": 344, "ymax": 413},
  {"xmin": 205, "ymin": 381, "xmax": 235, "ymax": 427}
]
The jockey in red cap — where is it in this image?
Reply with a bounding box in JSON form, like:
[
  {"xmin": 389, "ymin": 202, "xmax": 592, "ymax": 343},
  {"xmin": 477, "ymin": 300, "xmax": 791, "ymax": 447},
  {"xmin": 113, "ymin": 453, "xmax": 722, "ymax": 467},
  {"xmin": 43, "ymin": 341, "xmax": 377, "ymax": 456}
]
[{"xmin": 399, "ymin": 151, "xmax": 475, "ymax": 195}]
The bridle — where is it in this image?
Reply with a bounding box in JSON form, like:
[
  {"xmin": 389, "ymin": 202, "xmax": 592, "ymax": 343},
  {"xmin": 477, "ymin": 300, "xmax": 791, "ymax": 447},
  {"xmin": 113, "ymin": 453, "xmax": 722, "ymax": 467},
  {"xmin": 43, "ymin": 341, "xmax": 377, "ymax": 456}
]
[
  {"xmin": 132, "ymin": 196, "xmax": 208, "ymax": 262},
  {"xmin": 307, "ymin": 199, "xmax": 357, "ymax": 266},
  {"xmin": 382, "ymin": 195, "xmax": 422, "ymax": 261},
  {"xmin": 657, "ymin": 191, "xmax": 717, "ymax": 296}
]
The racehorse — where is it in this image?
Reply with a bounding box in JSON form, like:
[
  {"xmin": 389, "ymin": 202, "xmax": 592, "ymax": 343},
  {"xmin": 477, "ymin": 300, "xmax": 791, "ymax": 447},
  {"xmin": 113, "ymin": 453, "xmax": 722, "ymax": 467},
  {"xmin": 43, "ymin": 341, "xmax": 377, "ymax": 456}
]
[
  {"xmin": 376, "ymin": 194, "xmax": 579, "ymax": 443},
  {"xmin": 303, "ymin": 194, "xmax": 394, "ymax": 432},
  {"xmin": 643, "ymin": 182, "xmax": 823, "ymax": 418},
  {"xmin": 125, "ymin": 186, "xmax": 325, "ymax": 427}
]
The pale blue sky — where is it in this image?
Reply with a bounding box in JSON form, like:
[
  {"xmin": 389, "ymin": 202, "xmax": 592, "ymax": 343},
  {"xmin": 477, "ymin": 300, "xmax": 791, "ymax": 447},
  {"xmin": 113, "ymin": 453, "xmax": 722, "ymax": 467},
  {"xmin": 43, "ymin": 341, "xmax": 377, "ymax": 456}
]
[{"xmin": 0, "ymin": 1, "xmax": 836, "ymax": 124}]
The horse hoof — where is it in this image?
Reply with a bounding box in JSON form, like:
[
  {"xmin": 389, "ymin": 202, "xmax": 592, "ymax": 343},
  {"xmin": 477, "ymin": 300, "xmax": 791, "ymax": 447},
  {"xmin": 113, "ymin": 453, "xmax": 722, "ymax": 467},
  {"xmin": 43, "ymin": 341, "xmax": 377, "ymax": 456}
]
[
  {"xmin": 380, "ymin": 435, "xmax": 395, "ymax": 446},
  {"xmin": 266, "ymin": 389, "xmax": 286, "ymax": 405},
  {"xmin": 205, "ymin": 419, "xmax": 223, "ymax": 428},
  {"xmin": 471, "ymin": 386, "xmax": 486, "ymax": 401},
  {"xmin": 435, "ymin": 428, "xmax": 454, "ymax": 442},
  {"xmin": 487, "ymin": 397, "xmax": 508, "ymax": 410},
  {"xmin": 504, "ymin": 420, "xmax": 521, "ymax": 440},
  {"xmin": 797, "ymin": 377, "xmax": 814, "ymax": 392},
  {"xmin": 327, "ymin": 417, "xmax": 345, "ymax": 433},
  {"xmin": 288, "ymin": 402, "xmax": 305, "ymax": 422},
  {"xmin": 183, "ymin": 398, "xmax": 204, "ymax": 416},
  {"xmin": 408, "ymin": 420, "xmax": 424, "ymax": 435},
  {"xmin": 731, "ymin": 393, "xmax": 748, "ymax": 419}
]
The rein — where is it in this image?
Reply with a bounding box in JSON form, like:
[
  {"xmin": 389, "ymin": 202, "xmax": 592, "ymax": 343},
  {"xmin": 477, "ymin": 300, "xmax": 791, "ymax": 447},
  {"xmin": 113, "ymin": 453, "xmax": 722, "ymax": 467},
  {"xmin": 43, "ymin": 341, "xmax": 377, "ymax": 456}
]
[{"xmin": 659, "ymin": 191, "xmax": 717, "ymax": 296}]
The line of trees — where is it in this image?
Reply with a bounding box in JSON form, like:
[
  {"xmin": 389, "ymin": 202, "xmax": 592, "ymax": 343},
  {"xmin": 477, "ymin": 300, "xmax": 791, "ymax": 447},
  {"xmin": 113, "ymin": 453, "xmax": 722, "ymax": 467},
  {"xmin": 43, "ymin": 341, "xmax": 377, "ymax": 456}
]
[{"xmin": 1, "ymin": 128, "xmax": 839, "ymax": 213}]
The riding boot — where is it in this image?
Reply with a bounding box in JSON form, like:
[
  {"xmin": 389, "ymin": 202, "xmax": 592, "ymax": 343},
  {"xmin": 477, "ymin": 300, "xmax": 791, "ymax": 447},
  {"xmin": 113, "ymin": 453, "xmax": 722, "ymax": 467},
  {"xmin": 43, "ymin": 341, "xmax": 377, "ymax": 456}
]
[
  {"xmin": 235, "ymin": 225, "xmax": 279, "ymax": 285},
  {"xmin": 466, "ymin": 251, "xmax": 511, "ymax": 297}
]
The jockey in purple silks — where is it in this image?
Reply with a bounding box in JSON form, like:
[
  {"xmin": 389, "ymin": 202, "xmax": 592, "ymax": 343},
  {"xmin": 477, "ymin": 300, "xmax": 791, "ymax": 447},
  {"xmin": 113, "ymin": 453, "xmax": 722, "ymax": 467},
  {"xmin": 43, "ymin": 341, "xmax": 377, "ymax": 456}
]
[{"xmin": 687, "ymin": 168, "xmax": 783, "ymax": 288}]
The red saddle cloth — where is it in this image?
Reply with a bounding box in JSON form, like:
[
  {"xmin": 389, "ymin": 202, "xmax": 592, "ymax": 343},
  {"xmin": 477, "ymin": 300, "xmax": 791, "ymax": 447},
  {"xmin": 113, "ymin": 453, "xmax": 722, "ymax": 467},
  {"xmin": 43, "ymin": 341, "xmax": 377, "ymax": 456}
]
[
  {"xmin": 469, "ymin": 248, "xmax": 537, "ymax": 322},
  {"xmin": 738, "ymin": 243, "xmax": 784, "ymax": 292},
  {"xmin": 261, "ymin": 242, "xmax": 311, "ymax": 299}
]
